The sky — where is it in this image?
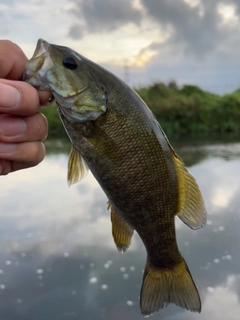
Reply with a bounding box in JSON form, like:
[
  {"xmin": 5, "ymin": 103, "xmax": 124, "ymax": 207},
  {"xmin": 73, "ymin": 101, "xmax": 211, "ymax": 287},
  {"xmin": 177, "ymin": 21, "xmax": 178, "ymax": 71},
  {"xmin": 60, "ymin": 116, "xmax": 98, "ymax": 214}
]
[{"xmin": 1, "ymin": 0, "xmax": 240, "ymax": 94}]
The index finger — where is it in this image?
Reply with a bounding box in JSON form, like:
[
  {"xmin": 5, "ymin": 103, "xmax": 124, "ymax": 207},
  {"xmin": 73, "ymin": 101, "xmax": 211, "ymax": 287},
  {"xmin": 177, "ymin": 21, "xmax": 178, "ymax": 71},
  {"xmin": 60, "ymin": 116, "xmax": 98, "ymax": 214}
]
[{"xmin": 0, "ymin": 40, "xmax": 27, "ymax": 80}]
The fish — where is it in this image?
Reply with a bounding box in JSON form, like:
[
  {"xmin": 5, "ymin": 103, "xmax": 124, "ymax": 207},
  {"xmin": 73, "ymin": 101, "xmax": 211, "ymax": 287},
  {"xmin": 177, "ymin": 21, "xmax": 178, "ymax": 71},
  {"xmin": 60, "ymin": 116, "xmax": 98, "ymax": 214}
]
[{"xmin": 23, "ymin": 39, "xmax": 206, "ymax": 317}]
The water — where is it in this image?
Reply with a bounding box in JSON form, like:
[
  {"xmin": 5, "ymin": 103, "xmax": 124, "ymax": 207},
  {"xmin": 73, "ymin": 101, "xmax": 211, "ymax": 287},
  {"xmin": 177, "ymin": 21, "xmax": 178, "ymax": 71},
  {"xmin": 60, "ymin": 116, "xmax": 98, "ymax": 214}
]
[{"xmin": 0, "ymin": 137, "xmax": 240, "ymax": 320}]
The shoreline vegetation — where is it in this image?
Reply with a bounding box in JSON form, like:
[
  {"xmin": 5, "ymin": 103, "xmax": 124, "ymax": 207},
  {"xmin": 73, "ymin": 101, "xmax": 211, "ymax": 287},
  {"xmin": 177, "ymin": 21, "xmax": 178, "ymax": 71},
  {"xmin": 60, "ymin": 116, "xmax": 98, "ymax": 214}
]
[{"xmin": 41, "ymin": 81, "xmax": 240, "ymax": 138}]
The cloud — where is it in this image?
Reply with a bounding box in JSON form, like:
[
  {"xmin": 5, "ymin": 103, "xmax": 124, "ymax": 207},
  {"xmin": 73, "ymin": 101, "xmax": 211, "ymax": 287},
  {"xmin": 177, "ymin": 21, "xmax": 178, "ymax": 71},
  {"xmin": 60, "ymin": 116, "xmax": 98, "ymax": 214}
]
[
  {"xmin": 140, "ymin": 0, "xmax": 240, "ymax": 59},
  {"xmin": 68, "ymin": 23, "xmax": 85, "ymax": 40},
  {"xmin": 69, "ymin": 0, "xmax": 143, "ymax": 37},
  {"xmin": 69, "ymin": 0, "xmax": 240, "ymax": 59},
  {"xmin": 0, "ymin": 0, "xmax": 16, "ymax": 5},
  {"xmin": 66, "ymin": 0, "xmax": 240, "ymax": 63},
  {"xmin": 62, "ymin": 0, "xmax": 240, "ymax": 93},
  {"xmin": 1, "ymin": 0, "xmax": 240, "ymax": 93}
]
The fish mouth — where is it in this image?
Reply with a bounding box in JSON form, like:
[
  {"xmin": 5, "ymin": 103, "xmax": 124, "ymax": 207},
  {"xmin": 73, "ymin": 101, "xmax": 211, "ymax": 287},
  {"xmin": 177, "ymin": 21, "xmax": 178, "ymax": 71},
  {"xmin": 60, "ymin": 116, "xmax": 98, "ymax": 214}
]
[
  {"xmin": 23, "ymin": 39, "xmax": 53, "ymax": 90},
  {"xmin": 33, "ymin": 39, "xmax": 50, "ymax": 58},
  {"xmin": 23, "ymin": 68, "xmax": 51, "ymax": 90}
]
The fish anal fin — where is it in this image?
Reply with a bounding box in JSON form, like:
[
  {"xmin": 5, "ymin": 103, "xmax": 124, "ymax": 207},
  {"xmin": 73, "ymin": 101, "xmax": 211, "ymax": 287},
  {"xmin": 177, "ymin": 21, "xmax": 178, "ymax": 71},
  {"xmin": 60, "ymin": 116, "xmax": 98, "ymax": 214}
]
[
  {"xmin": 108, "ymin": 202, "xmax": 134, "ymax": 253},
  {"xmin": 173, "ymin": 153, "xmax": 206, "ymax": 229},
  {"xmin": 140, "ymin": 257, "xmax": 201, "ymax": 316},
  {"xmin": 67, "ymin": 146, "xmax": 88, "ymax": 186}
]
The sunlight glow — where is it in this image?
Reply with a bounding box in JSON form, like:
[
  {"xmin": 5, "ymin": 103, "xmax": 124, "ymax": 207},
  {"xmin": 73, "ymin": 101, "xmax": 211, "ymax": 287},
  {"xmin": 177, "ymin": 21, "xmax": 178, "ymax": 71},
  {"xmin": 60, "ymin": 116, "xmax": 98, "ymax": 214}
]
[
  {"xmin": 132, "ymin": 48, "xmax": 158, "ymax": 68},
  {"xmin": 72, "ymin": 21, "xmax": 169, "ymax": 68},
  {"xmin": 212, "ymin": 186, "xmax": 233, "ymax": 208},
  {"xmin": 218, "ymin": 3, "xmax": 239, "ymax": 25}
]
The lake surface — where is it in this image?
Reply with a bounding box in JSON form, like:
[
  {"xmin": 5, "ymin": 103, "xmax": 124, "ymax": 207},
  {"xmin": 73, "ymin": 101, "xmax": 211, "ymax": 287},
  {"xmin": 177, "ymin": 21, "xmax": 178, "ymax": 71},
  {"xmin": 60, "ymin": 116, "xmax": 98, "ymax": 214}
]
[{"xmin": 0, "ymin": 137, "xmax": 240, "ymax": 320}]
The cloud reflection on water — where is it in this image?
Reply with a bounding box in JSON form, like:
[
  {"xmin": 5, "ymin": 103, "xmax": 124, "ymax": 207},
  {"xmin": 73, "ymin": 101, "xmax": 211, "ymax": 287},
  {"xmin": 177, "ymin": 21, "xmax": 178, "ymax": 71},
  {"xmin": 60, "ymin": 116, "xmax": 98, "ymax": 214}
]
[{"xmin": 0, "ymin": 140, "xmax": 240, "ymax": 319}]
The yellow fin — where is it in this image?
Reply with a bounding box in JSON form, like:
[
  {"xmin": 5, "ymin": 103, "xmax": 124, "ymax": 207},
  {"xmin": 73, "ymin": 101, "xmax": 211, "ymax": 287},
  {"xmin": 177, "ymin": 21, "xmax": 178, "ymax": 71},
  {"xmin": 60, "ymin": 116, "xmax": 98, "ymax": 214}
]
[
  {"xmin": 67, "ymin": 146, "xmax": 88, "ymax": 186},
  {"xmin": 108, "ymin": 202, "xmax": 134, "ymax": 253},
  {"xmin": 140, "ymin": 257, "xmax": 201, "ymax": 316},
  {"xmin": 173, "ymin": 153, "xmax": 206, "ymax": 229}
]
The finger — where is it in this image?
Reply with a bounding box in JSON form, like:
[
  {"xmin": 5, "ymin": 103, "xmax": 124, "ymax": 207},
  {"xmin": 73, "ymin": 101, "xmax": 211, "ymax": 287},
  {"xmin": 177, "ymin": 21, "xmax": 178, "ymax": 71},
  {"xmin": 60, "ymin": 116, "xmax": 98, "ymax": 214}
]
[
  {"xmin": 0, "ymin": 113, "xmax": 48, "ymax": 143},
  {"xmin": 0, "ymin": 141, "xmax": 45, "ymax": 172},
  {"xmin": 0, "ymin": 159, "xmax": 11, "ymax": 175},
  {"xmin": 0, "ymin": 157, "xmax": 44, "ymax": 175},
  {"xmin": 38, "ymin": 90, "xmax": 54, "ymax": 106},
  {"xmin": 0, "ymin": 41, "xmax": 54, "ymax": 106},
  {"xmin": 0, "ymin": 40, "xmax": 27, "ymax": 79},
  {"xmin": 0, "ymin": 79, "xmax": 40, "ymax": 116}
]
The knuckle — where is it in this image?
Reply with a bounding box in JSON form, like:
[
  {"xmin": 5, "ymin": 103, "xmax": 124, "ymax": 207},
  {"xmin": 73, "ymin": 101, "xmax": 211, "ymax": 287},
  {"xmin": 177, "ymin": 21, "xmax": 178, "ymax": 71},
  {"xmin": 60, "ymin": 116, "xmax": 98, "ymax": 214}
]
[
  {"xmin": 20, "ymin": 83, "xmax": 40, "ymax": 110},
  {"xmin": 16, "ymin": 142, "xmax": 45, "ymax": 166},
  {"xmin": 13, "ymin": 82, "xmax": 40, "ymax": 115},
  {"xmin": 38, "ymin": 113, "xmax": 49, "ymax": 140},
  {"xmin": 0, "ymin": 40, "xmax": 27, "ymax": 79},
  {"xmin": 30, "ymin": 142, "xmax": 45, "ymax": 165},
  {"xmin": 0, "ymin": 159, "xmax": 11, "ymax": 175}
]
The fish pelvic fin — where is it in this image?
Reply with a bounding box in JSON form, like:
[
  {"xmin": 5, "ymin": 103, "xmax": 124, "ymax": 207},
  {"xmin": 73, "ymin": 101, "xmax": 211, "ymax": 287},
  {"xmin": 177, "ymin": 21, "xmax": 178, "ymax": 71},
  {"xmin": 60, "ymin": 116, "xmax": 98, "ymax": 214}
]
[
  {"xmin": 108, "ymin": 202, "xmax": 134, "ymax": 253},
  {"xmin": 173, "ymin": 154, "xmax": 206, "ymax": 229},
  {"xmin": 140, "ymin": 257, "xmax": 201, "ymax": 317},
  {"xmin": 67, "ymin": 146, "xmax": 88, "ymax": 186}
]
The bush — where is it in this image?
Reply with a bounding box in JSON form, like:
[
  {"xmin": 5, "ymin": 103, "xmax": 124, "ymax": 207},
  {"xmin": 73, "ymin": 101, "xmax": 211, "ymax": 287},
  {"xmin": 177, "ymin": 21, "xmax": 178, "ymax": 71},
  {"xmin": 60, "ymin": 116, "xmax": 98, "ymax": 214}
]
[{"xmin": 41, "ymin": 82, "xmax": 240, "ymax": 138}]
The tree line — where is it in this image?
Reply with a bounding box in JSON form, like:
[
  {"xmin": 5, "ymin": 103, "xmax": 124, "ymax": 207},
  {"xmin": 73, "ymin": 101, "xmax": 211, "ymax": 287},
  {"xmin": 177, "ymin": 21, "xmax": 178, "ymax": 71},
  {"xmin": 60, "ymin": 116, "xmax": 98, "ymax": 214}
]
[{"xmin": 41, "ymin": 81, "xmax": 240, "ymax": 138}]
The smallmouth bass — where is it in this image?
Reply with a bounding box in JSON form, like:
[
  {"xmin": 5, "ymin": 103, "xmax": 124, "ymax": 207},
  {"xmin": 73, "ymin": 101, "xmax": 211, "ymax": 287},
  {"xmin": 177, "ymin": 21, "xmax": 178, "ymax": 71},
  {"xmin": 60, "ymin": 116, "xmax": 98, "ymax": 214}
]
[{"xmin": 23, "ymin": 39, "xmax": 206, "ymax": 317}]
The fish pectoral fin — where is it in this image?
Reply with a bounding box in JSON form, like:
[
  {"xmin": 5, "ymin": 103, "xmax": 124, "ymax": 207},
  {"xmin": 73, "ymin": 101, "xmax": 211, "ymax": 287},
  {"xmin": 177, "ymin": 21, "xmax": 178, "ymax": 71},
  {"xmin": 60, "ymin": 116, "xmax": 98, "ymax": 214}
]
[
  {"xmin": 108, "ymin": 202, "xmax": 134, "ymax": 253},
  {"xmin": 67, "ymin": 146, "xmax": 88, "ymax": 186},
  {"xmin": 140, "ymin": 257, "xmax": 201, "ymax": 316},
  {"xmin": 174, "ymin": 154, "xmax": 206, "ymax": 230}
]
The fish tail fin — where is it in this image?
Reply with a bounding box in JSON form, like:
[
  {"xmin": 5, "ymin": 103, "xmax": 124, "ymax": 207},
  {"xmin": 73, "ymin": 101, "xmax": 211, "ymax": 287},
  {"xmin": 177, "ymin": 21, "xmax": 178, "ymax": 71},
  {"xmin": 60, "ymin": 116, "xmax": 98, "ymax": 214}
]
[{"xmin": 140, "ymin": 257, "xmax": 201, "ymax": 317}]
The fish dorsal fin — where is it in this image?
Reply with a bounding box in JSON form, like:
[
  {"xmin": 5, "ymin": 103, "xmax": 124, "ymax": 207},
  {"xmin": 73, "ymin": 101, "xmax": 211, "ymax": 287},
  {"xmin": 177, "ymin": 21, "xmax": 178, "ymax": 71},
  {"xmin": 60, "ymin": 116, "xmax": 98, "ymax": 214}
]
[
  {"xmin": 67, "ymin": 146, "xmax": 88, "ymax": 186},
  {"xmin": 108, "ymin": 201, "xmax": 134, "ymax": 253},
  {"xmin": 173, "ymin": 152, "xmax": 206, "ymax": 230}
]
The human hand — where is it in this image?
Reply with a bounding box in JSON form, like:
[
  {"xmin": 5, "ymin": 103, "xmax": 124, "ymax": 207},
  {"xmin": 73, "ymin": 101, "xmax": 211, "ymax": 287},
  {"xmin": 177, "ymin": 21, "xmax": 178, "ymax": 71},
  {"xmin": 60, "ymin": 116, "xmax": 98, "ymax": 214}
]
[{"xmin": 0, "ymin": 40, "xmax": 52, "ymax": 175}]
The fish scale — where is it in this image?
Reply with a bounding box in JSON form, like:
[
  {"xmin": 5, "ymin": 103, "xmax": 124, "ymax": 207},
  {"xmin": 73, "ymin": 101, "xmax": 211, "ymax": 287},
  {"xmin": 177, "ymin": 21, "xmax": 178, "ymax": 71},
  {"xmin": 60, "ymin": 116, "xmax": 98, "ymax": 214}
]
[{"xmin": 23, "ymin": 38, "xmax": 206, "ymax": 317}]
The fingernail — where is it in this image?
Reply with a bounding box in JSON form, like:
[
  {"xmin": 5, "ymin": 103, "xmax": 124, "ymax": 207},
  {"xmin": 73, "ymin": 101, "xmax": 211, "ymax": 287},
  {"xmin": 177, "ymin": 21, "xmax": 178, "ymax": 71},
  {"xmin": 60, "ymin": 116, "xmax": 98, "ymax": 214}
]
[
  {"xmin": 0, "ymin": 142, "xmax": 16, "ymax": 153},
  {"xmin": 0, "ymin": 83, "xmax": 21, "ymax": 108},
  {"xmin": 0, "ymin": 117, "xmax": 26, "ymax": 136}
]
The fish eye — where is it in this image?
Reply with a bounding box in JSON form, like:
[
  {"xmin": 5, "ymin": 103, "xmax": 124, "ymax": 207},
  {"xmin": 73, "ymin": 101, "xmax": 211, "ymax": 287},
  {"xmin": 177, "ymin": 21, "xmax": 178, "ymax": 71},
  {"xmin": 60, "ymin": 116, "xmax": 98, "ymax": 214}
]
[{"xmin": 62, "ymin": 56, "xmax": 78, "ymax": 70}]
